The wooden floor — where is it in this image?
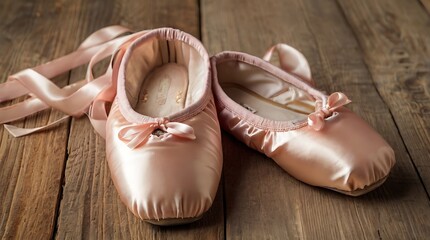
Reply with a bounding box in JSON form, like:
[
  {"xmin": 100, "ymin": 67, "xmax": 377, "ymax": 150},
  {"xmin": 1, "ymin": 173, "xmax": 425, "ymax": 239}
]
[{"xmin": 1, "ymin": 0, "xmax": 430, "ymax": 239}]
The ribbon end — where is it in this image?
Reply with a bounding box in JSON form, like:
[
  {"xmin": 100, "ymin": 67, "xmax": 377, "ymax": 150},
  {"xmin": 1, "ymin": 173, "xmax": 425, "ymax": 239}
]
[
  {"xmin": 4, "ymin": 124, "xmax": 25, "ymax": 138},
  {"xmin": 3, "ymin": 115, "xmax": 70, "ymax": 138},
  {"xmin": 188, "ymin": 134, "xmax": 196, "ymax": 140}
]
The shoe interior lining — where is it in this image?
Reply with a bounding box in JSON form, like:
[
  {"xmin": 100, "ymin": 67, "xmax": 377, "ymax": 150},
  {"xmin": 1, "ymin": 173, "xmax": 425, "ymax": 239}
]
[
  {"xmin": 217, "ymin": 60, "xmax": 315, "ymax": 121},
  {"xmin": 125, "ymin": 38, "xmax": 207, "ymax": 117}
]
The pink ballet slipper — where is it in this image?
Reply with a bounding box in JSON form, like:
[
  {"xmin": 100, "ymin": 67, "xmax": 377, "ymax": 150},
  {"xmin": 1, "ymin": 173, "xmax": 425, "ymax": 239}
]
[
  {"xmin": 211, "ymin": 44, "xmax": 395, "ymax": 196},
  {"xmin": 0, "ymin": 26, "xmax": 222, "ymax": 225},
  {"xmin": 106, "ymin": 29, "xmax": 222, "ymax": 225}
]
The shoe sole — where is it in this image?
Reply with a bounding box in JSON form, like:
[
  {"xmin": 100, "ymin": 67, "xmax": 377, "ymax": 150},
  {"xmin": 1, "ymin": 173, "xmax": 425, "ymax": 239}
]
[
  {"xmin": 328, "ymin": 176, "xmax": 388, "ymax": 197},
  {"xmin": 145, "ymin": 215, "xmax": 203, "ymax": 226}
]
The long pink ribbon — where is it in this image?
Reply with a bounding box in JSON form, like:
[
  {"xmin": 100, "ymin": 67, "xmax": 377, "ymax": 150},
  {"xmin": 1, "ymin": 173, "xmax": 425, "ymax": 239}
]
[{"xmin": 0, "ymin": 26, "xmax": 146, "ymax": 138}]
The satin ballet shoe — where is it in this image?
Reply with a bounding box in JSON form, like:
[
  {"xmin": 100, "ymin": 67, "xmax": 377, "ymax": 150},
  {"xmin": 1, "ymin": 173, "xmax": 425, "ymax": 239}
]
[
  {"xmin": 0, "ymin": 26, "xmax": 222, "ymax": 225},
  {"xmin": 106, "ymin": 28, "xmax": 222, "ymax": 225},
  {"xmin": 210, "ymin": 44, "xmax": 395, "ymax": 196}
]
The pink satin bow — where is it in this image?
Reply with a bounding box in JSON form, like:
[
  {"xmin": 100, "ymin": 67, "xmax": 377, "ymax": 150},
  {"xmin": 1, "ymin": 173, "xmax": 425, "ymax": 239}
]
[
  {"xmin": 118, "ymin": 118, "xmax": 196, "ymax": 149},
  {"xmin": 308, "ymin": 92, "xmax": 351, "ymax": 131}
]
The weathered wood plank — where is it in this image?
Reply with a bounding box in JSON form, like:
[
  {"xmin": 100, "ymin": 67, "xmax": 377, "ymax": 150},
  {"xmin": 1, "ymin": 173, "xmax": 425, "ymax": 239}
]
[
  {"xmin": 336, "ymin": 0, "xmax": 430, "ymax": 195},
  {"xmin": 202, "ymin": 0, "xmax": 430, "ymax": 239},
  {"xmin": 0, "ymin": 0, "xmax": 88, "ymax": 238},
  {"xmin": 55, "ymin": 0, "xmax": 224, "ymax": 239},
  {"xmin": 419, "ymin": 0, "xmax": 430, "ymax": 13}
]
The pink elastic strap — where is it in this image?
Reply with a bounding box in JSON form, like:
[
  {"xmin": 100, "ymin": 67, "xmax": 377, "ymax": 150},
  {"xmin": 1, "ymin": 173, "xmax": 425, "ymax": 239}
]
[{"xmin": 263, "ymin": 43, "xmax": 314, "ymax": 86}]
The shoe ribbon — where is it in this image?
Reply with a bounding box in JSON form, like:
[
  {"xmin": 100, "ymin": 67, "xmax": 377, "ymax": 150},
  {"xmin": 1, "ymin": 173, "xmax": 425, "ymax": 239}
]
[
  {"xmin": 308, "ymin": 92, "xmax": 351, "ymax": 131},
  {"xmin": 118, "ymin": 118, "xmax": 196, "ymax": 149}
]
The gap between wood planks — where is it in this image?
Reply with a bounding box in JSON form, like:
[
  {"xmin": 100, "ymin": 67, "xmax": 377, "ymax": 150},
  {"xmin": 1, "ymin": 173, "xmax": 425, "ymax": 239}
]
[
  {"xmin": 51, "ymin": 99, "xmax": 73, "ymax": 240},
  {"xmin": 418, "ymin": 0, "xmax": 430, "ymax": 13}
]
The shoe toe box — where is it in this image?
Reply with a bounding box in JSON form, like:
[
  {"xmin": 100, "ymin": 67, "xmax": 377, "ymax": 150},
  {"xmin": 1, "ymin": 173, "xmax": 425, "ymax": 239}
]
[
  {"xmin": 107, "ymin": 148, "xmax": 219, "ymax": 220},
  {"xmin": 105, "ymin": 103, "xmax": 222, "ymax": 221},
  {"xmin": 278, "ymin": 110, "xmax": 395, "ymax": 194},
  {"xmin": 219, "ymin": 106, "xmax": 394, "ymax": 195}
]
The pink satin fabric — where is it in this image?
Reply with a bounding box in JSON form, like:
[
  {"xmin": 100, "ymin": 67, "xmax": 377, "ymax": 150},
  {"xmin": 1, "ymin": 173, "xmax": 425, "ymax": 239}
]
[
  {"xmin": 118, "ymin": 118, "xmax": 196, "ymax": 149},
  {"xmin": 106, "ymin": 100, "xmax": 222, "ymax": 220},
  {"xmin": 308, "ymin": 92, "xmax": 351, "ymax": 131},
  {"xmin": 104, "ymin": 28, "xmax": 222, "ymax": 221},
  {"xmin": 0, "ymin": 26, "xmax": 145, "ymax": 138},
  {"xmin": 0, "ymin": 26, "xmax": 223, "ymax": 222},
  {"xmin": 211, "ymin": 46, "xmax": 395, "ymax": 195},
  {"xmin": 263, "ymin": 43, "xmax": 314, "ymax": 86},
  {"xmin": 218, "ymin": 108, "xmax": 394, "ymax": 193}
]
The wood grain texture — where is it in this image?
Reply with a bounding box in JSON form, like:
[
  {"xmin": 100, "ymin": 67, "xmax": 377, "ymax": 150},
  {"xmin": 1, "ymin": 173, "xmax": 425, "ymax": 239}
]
[
  {"xmin": 1, "ymin": 0, "xmax": 430, "ymax": 239},
  {"xmin": 419, "ymin": 0, "xmax": 430, "ymax": 13},
  {"xmin": 336, "ymin": 0, "xmax": 430, "ymax": 195},
  {"xmin": 54, "ymin": 0, "xmax": 224, "ymax": 239},
  {"xmin": 0, "ymin": 0, "xmax": 81, "ymax": 238},
  {"xmin": 202, "ymin": 0, "xmax": 430, "ymax": 239}
]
